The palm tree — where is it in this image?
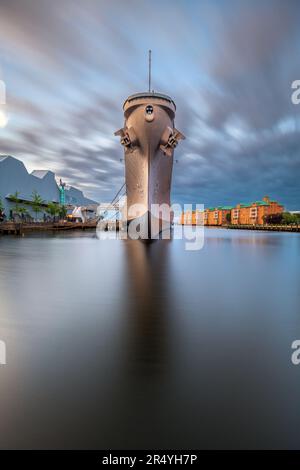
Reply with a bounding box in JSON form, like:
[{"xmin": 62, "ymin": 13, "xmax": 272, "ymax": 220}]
[
  {"xmin": 9, "ymin": 191, "xmax": 21, "ymax": 220},
  {"xmin": 17, "ymin": 206, "xmax": 29, "ymax": 220},
  {"xmin": 46, "ymin": 202, "xmax": 59, "ymax": 222},
  {"xmin": 9, "ymin": 191, "xmax": 20, "ymax": 205},
  {"xmin": 58, "ymin": 205, "xmax": 67, "ymax": 220},
  {"xmin": 31, "ymin": 190, "xmax": 44, "ymax": 221}
]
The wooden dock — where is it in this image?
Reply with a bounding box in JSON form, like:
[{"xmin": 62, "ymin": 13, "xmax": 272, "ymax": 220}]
[
  {"xmin": 226, "ymin": 224, "xmax": 300, "ymax": 232},
  {"xmin": 0, "ymin": 221, "xmax": 98, "ymax": 235}
]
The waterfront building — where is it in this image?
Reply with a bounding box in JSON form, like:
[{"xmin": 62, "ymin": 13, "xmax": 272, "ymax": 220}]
[
  {"xmin": 180, "ymin": 197, "xmax": 283, "ymax": 227},
  {"xmin": 206, "ymin": 208, "xmax": 218, "ymax": 226},
  {"xmin": 218, "ymin": 206, "xmax": 233, "ymax": 225},
  {"xmin": 0, "ymin": 155, "xmax": 97, "ymax": 219},
  {"xmin": 180, "ymin": 210, "xmax": 194, "ymax": 225},
  {"xmin": 231, "ymin": 196, "xmax": 284, "ymax": 225},
  {"xmin": 180, "ymin": 209, "xmax": 204, "ymax": 225},
  {"xmin": 206, "ymin": 206, "xmax": 233, "ymax": 226},
  {"xmin": 180, "ymin": 207, "xmax": 231, "ymax": 226}
]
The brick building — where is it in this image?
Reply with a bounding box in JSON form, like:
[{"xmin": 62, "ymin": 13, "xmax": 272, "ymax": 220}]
[
  {"xmin": 180, "ymin": 197, "xmax": 283, "ymax": 227},
  {"xmin": 231, "ymin": 196, "xmax": 284, "ymax": 225},
  {"xmin": 180, "ymin": 210, "xmax": 204, "ymax": 225},
  {"xmin": 180, "ymin": 206, "xmax": 232, "ymax": 226}
]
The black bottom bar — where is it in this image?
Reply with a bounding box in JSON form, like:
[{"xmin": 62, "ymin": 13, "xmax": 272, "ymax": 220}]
[{"xmin": 0, "ymin": 450, "xmax": 300, "ymax": 467}]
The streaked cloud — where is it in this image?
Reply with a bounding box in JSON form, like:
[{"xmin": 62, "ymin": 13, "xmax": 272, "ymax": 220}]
[{"xmin": 0, "ymin": 0, "xmax": 300, "ymax": 208}]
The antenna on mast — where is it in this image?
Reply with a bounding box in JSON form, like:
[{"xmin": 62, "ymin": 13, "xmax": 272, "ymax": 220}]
[{"xmin": 148, "ymin": 49, "xmax": 152, "ymax": 92}]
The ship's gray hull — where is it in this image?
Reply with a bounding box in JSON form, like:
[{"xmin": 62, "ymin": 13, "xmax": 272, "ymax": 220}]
[{"xmin": 115, "ymin": 92, "xmax": 184, "ymax": 239}]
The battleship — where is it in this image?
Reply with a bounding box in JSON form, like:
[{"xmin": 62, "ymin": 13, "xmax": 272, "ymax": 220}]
[{"xmin": 115, "ymin": 51, "xmax": 185, "ymax": 239}]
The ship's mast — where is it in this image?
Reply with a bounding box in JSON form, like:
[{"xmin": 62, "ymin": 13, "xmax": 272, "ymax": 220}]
[{"xmin": 148, "ymin": 49, "xmax": 152, "ymax": 92}]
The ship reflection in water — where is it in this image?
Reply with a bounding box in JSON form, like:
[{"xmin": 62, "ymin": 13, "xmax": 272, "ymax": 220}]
[{"xmin": 0, "ymin": 228, "xmax": 300, "ymax": 449}]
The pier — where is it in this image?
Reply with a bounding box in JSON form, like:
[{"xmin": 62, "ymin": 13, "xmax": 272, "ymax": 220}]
[
  {"xmin": 226, "ymin": 224, "xmax": 300, "ymax": 232},
  {"xmin": 0, "ymin": 220, "xmax": 98, "ymax": 235}
]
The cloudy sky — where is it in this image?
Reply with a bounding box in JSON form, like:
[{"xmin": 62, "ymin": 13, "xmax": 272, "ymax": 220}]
[{"xmin": 0, "ymin": 0, "xmax": 300, "ymax": 209}]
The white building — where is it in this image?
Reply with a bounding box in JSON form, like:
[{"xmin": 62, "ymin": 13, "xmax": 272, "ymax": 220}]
[{"xmin": 0, "ymin": 155, "xmax": 97, "ymax": 219}]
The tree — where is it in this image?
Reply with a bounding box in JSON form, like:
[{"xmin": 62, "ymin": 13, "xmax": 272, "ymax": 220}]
[
  {"xmin": 58, "ymin": 205, "xmax": 67, "ymax": 220},
  {"xmin": 46, "ymin": 202, "xmax": 59, "ymax": 221},
  {"xmin": 9, "ymin": 190, "xmax": 20, "ymax": 206},
  {"xmin": 31, "ymin": 190, "xmax": 44, "ymax": 221},
  {"xmin": 264, "ymin": 213, "xmax": 283, "ymax": 225},
  {"xmin": 9, "ymin": 191, "xmax": 22, "ymax": 220},
  {"xmin": 225, "ymin": 213, "xmax": 231, "ymax": 224},
  {"xmin": 17, "ymin": 206, "xmax": 29, "ymax": 220},
  {"xmin": 264, "ymin": 212, "xmax": 300, "ymax": 225},
  {"xmin": 282, "ymin": 212, "xmax": 300, "ymax": 225}
]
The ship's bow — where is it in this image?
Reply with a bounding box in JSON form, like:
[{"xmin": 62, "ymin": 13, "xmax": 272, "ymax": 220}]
[{"xmin": 115, "ymin": 92, "xmax": 184, "ymax": 239}]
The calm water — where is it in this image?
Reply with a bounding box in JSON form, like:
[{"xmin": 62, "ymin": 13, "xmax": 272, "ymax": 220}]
[{"xmin": 0, "ymin": 228, "xmax": 299, "ymax": 449}]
